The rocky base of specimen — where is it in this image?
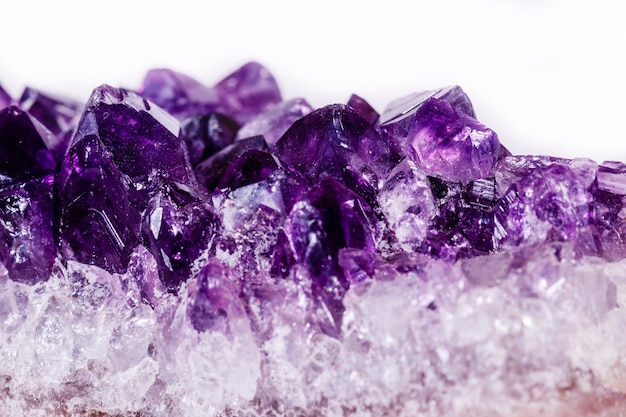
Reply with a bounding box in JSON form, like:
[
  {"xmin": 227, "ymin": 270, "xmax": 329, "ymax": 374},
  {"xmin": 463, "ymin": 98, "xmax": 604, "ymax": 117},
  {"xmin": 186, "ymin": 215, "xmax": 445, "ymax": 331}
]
[{"xmin": 1, "ymin": 64, "xmax": 626, "ymax": 417}]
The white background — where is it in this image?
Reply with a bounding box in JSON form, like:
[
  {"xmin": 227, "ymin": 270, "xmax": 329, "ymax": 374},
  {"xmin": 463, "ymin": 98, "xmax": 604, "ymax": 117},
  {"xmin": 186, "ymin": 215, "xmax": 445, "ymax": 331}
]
[{"xmin": 1, "ymin": 0, "xmax": 625, "ymax": 163}]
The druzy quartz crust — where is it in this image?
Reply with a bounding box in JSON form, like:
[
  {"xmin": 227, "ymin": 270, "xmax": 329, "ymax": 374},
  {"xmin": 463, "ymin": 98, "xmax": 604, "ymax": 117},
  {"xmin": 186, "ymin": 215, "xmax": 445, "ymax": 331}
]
[{"xmin": 1, "ymin": 63, "xmax": 626, "ymax": 416}]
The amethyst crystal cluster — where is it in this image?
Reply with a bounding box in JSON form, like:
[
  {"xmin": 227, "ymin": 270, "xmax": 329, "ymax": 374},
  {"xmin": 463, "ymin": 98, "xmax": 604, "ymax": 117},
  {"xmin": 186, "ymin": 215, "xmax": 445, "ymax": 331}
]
[{"xmin": 1, "ymin": 64, "xmax": 626, "ymax": 417}]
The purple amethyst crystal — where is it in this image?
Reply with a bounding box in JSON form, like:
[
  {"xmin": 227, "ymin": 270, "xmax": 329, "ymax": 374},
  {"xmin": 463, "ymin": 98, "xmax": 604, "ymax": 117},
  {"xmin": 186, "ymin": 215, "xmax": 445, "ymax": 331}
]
[
  {"xmin": 195, "ymin": 135, "xmax": 269, "ymax": 192},
  {"xmin": 0, "ymin": 107, "xmax": 57, "ymax": 181},
  {"xmin": 214, "ymin": 62, "xmax": 282, "ymax": 124},
  {"xmin": 188, "ymin": 260, "xmax": 245, "ymax": 333},
  {"xmin": 4, "ymin": 65, "xmax": 626, "ymax": 416},
  {"xmin": 275, "ymin": 104, "xmax": 400, "ymax": 203},
  {"xmin": 379, "ymin": 85, "xmax": 475, "ymax": 144},
  {"xmin": 236, "ymin": 98, "xmax": 313, "ymax": 147},
  {"xmin": 142, "ymin": 183, "xmax": 220, "ymax": 291},
  {"xmin": 496, "ymin": 157, "xmax": 595, "ymax": 247},
  {"xmin": 180, "ymin": 112, "xmax": 240, "ymax": 166},
  {"xmin": 0, "ymin": 176, "xmax": 56, "ymax": 284},
  {"xmin": 593, "ymin": 161, "xmax": 626, "ymax": 260},
  {"xmin": 0, "ymin": 107, "xmax": 57, "ymax": 284},
  {"xmin": 402, "ymin": 97, "xmax": 503, "ymax": 183},
  {"xmin": 0, "ymin": 85, "xmax": 11, "ymax": 109},
  {"xmin": 285, "ymin": 178, "xmax": 379, "ymax": 328},
  {"xmin": 347, "ymin": 94, "xmax": 379, "ymax": 126},
  {"xmin": 140, "ymin": 68, "xmax": 220, "ymax": 120},
  {"xmin": 58, "ymin": 134, "xmax": 141, "ymax": 273},
  {"xmin": 378, "ymin": 158, "xmax": 436, "ymax": 251},
  {"xmin": 18, "ymin": 87, "xmax": 82, "ymax": 136},
  {"xmin": 74, "ymin": 86, "xmax": 192, "ymax": 192}
]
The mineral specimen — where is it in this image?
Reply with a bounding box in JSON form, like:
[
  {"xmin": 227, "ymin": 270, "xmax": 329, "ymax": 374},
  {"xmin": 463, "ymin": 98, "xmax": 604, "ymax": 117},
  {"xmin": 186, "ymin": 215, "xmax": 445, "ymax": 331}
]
[{"xmin": 1, "ymin": 63, "xmax": 626, "ymax": 417}]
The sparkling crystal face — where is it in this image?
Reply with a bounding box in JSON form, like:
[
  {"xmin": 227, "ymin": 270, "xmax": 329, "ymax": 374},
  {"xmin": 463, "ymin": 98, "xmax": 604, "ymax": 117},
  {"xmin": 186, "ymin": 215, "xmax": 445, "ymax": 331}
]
[{"xmin": 1, "ymin": 63, "xmax": 626, "ymax": 416}]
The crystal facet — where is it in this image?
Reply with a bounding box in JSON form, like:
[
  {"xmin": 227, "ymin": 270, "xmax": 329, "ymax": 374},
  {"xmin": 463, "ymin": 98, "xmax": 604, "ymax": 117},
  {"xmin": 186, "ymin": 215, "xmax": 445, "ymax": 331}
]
[{"xmin": 2, "ymin": 65, "xmax": 626, "ymax": 417}]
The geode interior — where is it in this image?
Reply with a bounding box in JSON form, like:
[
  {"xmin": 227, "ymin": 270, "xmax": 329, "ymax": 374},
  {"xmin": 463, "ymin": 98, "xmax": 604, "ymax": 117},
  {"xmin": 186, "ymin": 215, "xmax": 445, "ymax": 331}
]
[{"xmin": 1, "ymin": 63, "xmax": 626, "ymax": 416}]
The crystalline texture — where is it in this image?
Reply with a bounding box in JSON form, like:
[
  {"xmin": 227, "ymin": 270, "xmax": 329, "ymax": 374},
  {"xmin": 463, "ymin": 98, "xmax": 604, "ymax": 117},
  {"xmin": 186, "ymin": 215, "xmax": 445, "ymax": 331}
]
[
  {"xmin": 285, "ymin": 178, "xmax": 379, "ymax": 330},
  {"xmin": 275, "ymin": 104, "xmax": 400, "ymax": 203},
  {"xmin": 4, "ymin": 66, "xmax": 626, "ymax": 417},
  {"xmin": 214, "ymin": 61, "xmax": 282, "ymax": 124},
  {"xmin": 74, "ymin": 85, "xmax": 192, "ymax": 193},
  {"xmin": 236, "ymin": 97, "xmax": 313, "ymax": 147},
  {"xmin": 0, "ymin": 107, "xmax": 57, "ymax": 284},
  {"xmin": 180, "ymin": 112, "xmax": 240, "ymax": 166},
  {"xmin": 142, "ymin": 183, "xmax": 220, "ymax": 291},
  {"xmin": 140, "ymin": 68, "xmax": 220, "ymax": 120},
  {"xmin": 405, "ymin": 97, "xmax": 503, "ymax": 183},
  {"xmin": 58, "ymin": 134, "xmax": 141, "ymax": 274}
]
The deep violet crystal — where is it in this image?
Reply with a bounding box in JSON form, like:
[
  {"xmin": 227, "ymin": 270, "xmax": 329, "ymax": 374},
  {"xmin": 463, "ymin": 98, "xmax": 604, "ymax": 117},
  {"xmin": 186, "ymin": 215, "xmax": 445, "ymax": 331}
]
[
  {"xmin": 0, "ymin": 107, "xmax": 56, "ymax": 283},
  {"xmin": 180, "ymin": 112, "xmax": 240, "ymax": 166},
  {"xmin": 275, "ymin": 104, "xmax": 400, "ymax": 203}
]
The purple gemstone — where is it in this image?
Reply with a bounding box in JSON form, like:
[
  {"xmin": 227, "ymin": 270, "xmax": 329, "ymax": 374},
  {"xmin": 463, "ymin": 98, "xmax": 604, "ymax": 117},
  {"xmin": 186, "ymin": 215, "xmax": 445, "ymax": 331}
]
[
  {"xmin": 236, "ymin": 98, "xmax": 313, "ymax": 147},
  {"xmin": 18, "ymin": 87, "xmax": 82, "ymax": 135},
  {"xmin": 378, "ymin": 158, "xmax": 436, "ymax": 251},
  {"xmin": 285, "ymin": 178, "xmax": 379, "ymax": 327},
  {"xmin": 0, "ymin": 175, "xmax": 56, "ymax": 284},
  {"xmin": 188, "ymin": 260, "xmax": 244, "ymax": 333},
  {"xmin": 379, "ymin": 86, "xmax": 475, "ymax": 146},
  {"xmin": 18, "ymin": 87, "xmax": 82, "ymax": 162},
  {"xmin": 194, "ymin": 135, "xmax": 269, "ymax": 192},
  {"xmin": 214, "ymin": 62, "xmax": 282, "ymax": 124},
  {"xmin": 275, "ymin": 104, "xmax": 400, "ymax": 203},
  {"xmin": 347, "ymin": 94, "xmax": 379, "ymax": 126},
  {"xmin": 403, "ymin": 97, "xmax": 503, "ymax": 183},
  {"xmin": 73, "ymin": 85, "xmax": 194, "ymax": 199},
  {"xmin": 0, "ymin": 106, "xmax": 57, "ymax": 182},
  {"xmin": 0, "ymin": 85, "xmax": 11, "ymax": 109},
  {"xmin": 142, "ymin": 183, "xmax": 220, "ymax": 291},
  {"xmin": 140, "ymin": 68, "xmax": 220, "ymax": 120},
  {"xmin": 180, "ymin": 112, "xmax": 240, "ymax": 166},
  {"xmin": 591, "ymin": 161, "xmax": 626, "ymax": 260},
  {"xmin": 58, "ymin": 134, "xmax": 141, "ymax": 274},
  {"xmin": 337, "ymin": 248, "xmax": 377, "ymax": 284},
  {"xmin": 498, "ymin": 159, "xmax": 595, "ymax": 247}
]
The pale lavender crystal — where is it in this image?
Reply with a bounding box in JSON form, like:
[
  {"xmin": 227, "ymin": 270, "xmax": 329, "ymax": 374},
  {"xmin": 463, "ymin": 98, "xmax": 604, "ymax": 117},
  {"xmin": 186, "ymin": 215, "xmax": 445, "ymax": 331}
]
[
  {"xmin": 140, "ymin": 68, "xmax": 220, "ymax": 120},
  {"xmin": 378, "ymin": 158, "xmax": 436, "ymax": 251},
  {"xmin": 405, "ymin": 97, "xmax": 503, "ymax": 183},
  {"xmin": 591, "ymin": 161, "xmax": 626, "ymax": 260},
  {"xmin": 379, "ymin": 85, "xmax": 475, "ymax": 143},
  {"xmin": 0, "ymin": 85, "xmax": 11, "ymax": 109},
  {"xmin": 236, "ymin": 98, "xmax": 313, "ymax": 147},
  {"xmin": 180, "ymin": 112, "xmax": 240, "ymax": 166},
  {"xmin": 496, "ymin": 157, "xmax": 595, "ymax": 247},
  {"xmin": 346, "ymin": 94, "xmax": 379, "ymax": 126},
  {"xmin": 275, "ymin": 104, "xmax": 400, "ymax": 203},
  {"xmin": 214, "ymin": 61, "xmax": 282, "ymax": 124}
]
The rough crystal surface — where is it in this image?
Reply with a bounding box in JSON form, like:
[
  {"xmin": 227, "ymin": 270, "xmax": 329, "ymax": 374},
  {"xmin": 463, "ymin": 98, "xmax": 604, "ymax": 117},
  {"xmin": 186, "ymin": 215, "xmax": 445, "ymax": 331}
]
[
  {"xmin": 275, "ymin": 104, "xmax": 399, "ymax": 203},
  {"xmin": 2, "ymin": 65, "xmax": 626, "ymax": 417},
  {"xmin": 405, "ymin": 97, "xmax": 503, "ymax": 183}
]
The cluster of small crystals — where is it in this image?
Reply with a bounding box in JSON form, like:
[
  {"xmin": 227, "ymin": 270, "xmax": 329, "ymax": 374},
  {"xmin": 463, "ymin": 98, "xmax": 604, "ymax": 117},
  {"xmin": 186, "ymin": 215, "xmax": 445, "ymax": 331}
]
[{"xmin": 1, "ymin": 63, "xmax": 626, "ymax": 416}]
